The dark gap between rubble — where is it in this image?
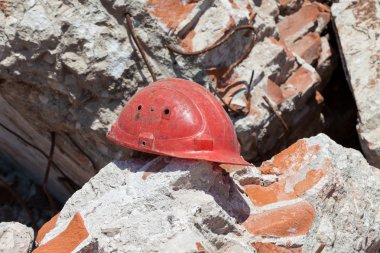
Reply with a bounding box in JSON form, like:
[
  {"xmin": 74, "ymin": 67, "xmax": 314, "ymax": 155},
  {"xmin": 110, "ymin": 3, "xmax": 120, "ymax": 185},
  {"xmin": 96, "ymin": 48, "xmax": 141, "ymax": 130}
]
[
  {"xmin": 320, "ymin": 24, "xmax": 363, "ymax": 153},
  {"xmin": 0, "ymin": 153, "xmax": 63, "ymax": 230}
]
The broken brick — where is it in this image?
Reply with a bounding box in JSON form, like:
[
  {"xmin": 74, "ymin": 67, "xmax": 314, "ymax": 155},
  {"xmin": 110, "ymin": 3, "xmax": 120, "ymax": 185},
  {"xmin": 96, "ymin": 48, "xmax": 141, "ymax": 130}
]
[
  {"xmin": 242, "ymin": 201, "xmax": 315, "ymax": 237},
  {"xmin": 281, "ymin": 67, "xmax": 321, "ymax": 98},
  {"xmin": 36, "ymin": 213, "xmax": 60, "ymax": 245},
  {"xmin": 277, "ymin": 3, "xmax": 331, "ymax": 44},
  {"xmin": 146, "ymin": 0, "xmax": 198, "ymax": 31},
  {"xmin": 267, "ymin": 79, "xmax": 285, "ymax": 105},
  {"xmin": 33, "ymin": 213, "xmax": 89, "ymax": 253},
  {"xmin": 288, "ymin": 32, "xmax": 322, "ymax": 65},
  {"xmin": 244, "ymin": 140, "xmax": 328, "ymax": 206}
]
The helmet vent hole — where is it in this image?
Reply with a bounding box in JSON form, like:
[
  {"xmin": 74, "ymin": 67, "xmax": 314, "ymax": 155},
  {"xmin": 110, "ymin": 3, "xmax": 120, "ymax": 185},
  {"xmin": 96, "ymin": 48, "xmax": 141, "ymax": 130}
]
[
  {"xmin": 164, "ymin": 109, "xmax": 170, "ymax": 115},
  {"xmin": 142, "ymin": 141, "xmax": 146, "ymax": 146},
  {"xmin": 137, "ymin": 105, "xmax": 142, "ymax": 110},
  {"xmin": 150, "ymin": 107, "xmax": 155, "ymax": 112}
]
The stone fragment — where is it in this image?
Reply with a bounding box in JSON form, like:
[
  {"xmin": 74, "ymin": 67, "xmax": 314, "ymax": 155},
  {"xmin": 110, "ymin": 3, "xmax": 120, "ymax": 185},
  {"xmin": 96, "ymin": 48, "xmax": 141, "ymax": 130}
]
[
  {"xmin": 332, "ymin": 0, "xmax": 380, "ymax": 168},
  {"xmin": 232, "ymin": 166, "xmax": 277, "ymax": 187},
  {"xmin": 0, "ymin": 222, "xmax": 34, "ymax": 253},
  {"xmin": 35, "ymin": 134, "xmax": 380, "ymax": 252},
  {"xmin": 34, "ymin": 158, "xmax": 254, "ymax": 253},
  {"xmin": 61, "ymin": 52, "xmax": 89, "ymax": 75},
  {"xmin": 232, "ymin": 134, "xmax": 380, "ymax": 252},
  {"xmin": 267, "ymin": 79, "xmax": 285, "ymax": 105}
]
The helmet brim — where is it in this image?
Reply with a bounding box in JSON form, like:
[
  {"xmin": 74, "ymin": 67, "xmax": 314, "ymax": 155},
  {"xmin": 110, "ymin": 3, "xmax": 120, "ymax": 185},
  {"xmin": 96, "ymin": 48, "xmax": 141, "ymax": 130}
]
[{"xmin": 107, "ymin": 129, "xmax": 251, "ymax": 166}]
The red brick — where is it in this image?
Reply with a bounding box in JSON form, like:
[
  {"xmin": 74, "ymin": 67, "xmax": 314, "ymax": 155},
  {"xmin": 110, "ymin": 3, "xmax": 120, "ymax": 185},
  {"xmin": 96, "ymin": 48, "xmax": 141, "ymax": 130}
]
[
  {"xmin": 269, "ymin": 37, "xmax": 295, "ymax": 59},
  {"xmin": 288, "ymin": 32, "xmax": 322, "ymax": 65},
  {"xmin": 267, "ymin": 79, "xmax": 285, "ymax": 105},
  {"xmin": 281, "ymin": 67, "xmax": 320, "ymax": 98},
  {"xmin": 277, "ymin": 3, "xmax": 330, "ymax": 43},
  {"xmin": 146, "ymin": 0, "xmax": 198, "ymax": 30},
  {"xmin": 243, "ymin": 201, "xmax": 315, "ymax": 237},
  {"xmin": 278, "ymin": 4, "xmax": 321, "ymax": 40},
  {"xmin": 244, "ymin": 140, "xmax": 328, "ymax": 206},
  {"xmin": 36, "ymin": 213, "xmax": 60, "ymax": 245},
  {"xmin": 33, "ymin": 213, "xmax": 89, "ymax": 253}
]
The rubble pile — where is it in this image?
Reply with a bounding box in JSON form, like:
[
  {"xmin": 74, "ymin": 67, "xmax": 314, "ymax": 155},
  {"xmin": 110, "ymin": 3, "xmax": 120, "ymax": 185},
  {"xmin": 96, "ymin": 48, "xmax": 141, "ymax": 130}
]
[
  {"xmin": 0, "ymin": 0, "xmax": 336, "ymax": 199},
  {"xmin": 0, "ymin": 0, "xmax": 379, "ymax": 253},
  {"xmin": 0, "ymin": 222, "xmax": 34, "ymax": 253},
  {"xmin": 33, "ymin": 135, "xmax": 380, "ymax": 253},
  {"xmin": 235, "ymin": 134, "xmax": 380, "ymax": 252},
  {"xmin": 34, "ymin": 158, "xmax": 254, "ymax": 253}
]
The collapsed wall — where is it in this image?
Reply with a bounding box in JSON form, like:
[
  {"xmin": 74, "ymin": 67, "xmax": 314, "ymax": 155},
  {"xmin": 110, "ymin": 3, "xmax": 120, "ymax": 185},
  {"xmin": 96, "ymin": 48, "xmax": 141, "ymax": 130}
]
[{"xmin": 0, "ymin": 0, "xmax": 335, "ymax": 200}]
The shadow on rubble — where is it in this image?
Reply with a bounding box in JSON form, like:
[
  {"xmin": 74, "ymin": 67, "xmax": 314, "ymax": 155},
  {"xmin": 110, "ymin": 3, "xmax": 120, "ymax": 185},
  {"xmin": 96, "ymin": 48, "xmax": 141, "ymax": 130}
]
[
  {"xmin": 127, "ymin": 155, "xmax": 251, "ymax": 224},
  {"xmin": 0, "ymin": 153, "xmax": 63, "ymax": 231}
]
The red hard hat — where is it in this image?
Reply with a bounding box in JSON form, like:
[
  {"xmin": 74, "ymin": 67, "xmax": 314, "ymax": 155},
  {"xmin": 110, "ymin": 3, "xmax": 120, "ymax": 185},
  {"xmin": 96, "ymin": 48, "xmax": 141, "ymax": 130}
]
[{"xmin": 107, "ymin": 78, "xmax": 250, "ymax": 165}]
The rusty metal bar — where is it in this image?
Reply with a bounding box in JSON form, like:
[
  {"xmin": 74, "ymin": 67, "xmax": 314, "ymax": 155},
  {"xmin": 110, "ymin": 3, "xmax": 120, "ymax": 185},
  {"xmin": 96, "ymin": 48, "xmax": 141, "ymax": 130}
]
[
  {"xmin": 315, "ymin": 244, "xmax": 326, "ymax": 253},
  {"xmin": 167, "ymin": 25, "xmax": 256, "ymax": 56},
  {"xmin": 262, "ymin": 95, "xmax": 289, "ymax": 131},
  {"xmin": 244, "ymin": 70, "xmax": 255, "ymax": 114},
  {"xmin": 43, "ymin": 132, "xmax": 57, "ymax": 213},
  {"xmin": 66, "ymin": 134, "xmax": 98, "ymax": 173},
  {"xmin": 0, "ymin": 121, "xmax": 79, "ymax": 190},
  {"xmin": 125, "ymin": 13, "xmax": 157, "ymax": 82}
]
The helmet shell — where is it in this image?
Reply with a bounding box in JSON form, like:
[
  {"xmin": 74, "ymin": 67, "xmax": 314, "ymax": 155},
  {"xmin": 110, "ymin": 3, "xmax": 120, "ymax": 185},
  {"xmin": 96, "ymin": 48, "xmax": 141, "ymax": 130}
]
[{"xmin": 107, "ymin": 78, "xmax": 250, "ymax": 165}]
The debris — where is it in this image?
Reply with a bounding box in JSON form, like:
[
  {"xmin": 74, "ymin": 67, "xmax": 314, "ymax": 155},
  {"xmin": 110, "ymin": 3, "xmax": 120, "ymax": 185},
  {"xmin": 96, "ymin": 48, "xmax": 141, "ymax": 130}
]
[
  {"xmin": 332, "ymin": 0, "xmax": 380, "ymax": 168},
  {"xmin": 236, "ymin": 134, "xmax": 380, "ymax": 252},
  {"xmin": 43, "ymin": 132, "xmax": 57, "ymax": 213},
  {"xmin": 0, "ymin": 0, "xmax": 335, "ymax": 198},
  {"xmin": 35, "ymin": 159, "xmax": 254, "ymax": 252},
  {"xmin": 0, "ymin": 222, "xmax": 34, "ymax": 253},
  {"xmin": 34, "ymin": 134, "xmax": 380, "ymax": 252}
]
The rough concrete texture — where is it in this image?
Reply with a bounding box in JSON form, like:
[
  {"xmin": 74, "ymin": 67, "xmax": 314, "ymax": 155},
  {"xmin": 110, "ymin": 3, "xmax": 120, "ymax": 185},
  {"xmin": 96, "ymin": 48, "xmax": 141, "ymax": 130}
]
[
  {"xmin": 234, "ymin": 133, "xmax": 380, "ymax": 252},
  {"xmin": 34, "ymin": 134, "xmax": 380, "ymax": 253},
  {"xmin": 0, "ymin": 222, "xmax": 34, "ymax": 253},
  {"xmin": 34, "ymin": 158, "xmax": 255, "ymax": 253},
  {"xmin": 0, "ymin": 0, "xmax": 336, "ymax": 199},
  {"xmin": 332, "ymin": 0, "xmax": 380, "ymax": 168}
]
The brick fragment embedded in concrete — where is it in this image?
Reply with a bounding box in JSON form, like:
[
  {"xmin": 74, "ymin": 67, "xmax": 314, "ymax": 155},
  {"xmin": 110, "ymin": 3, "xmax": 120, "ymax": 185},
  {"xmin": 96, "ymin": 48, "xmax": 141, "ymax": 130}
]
[
  {"xmin": 233, "ymin": 134, "xmax": 380, "ymax": 253},
  {"xmin": 34, "ymin": 134, "xmax": 380, "ymax": 253}
]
